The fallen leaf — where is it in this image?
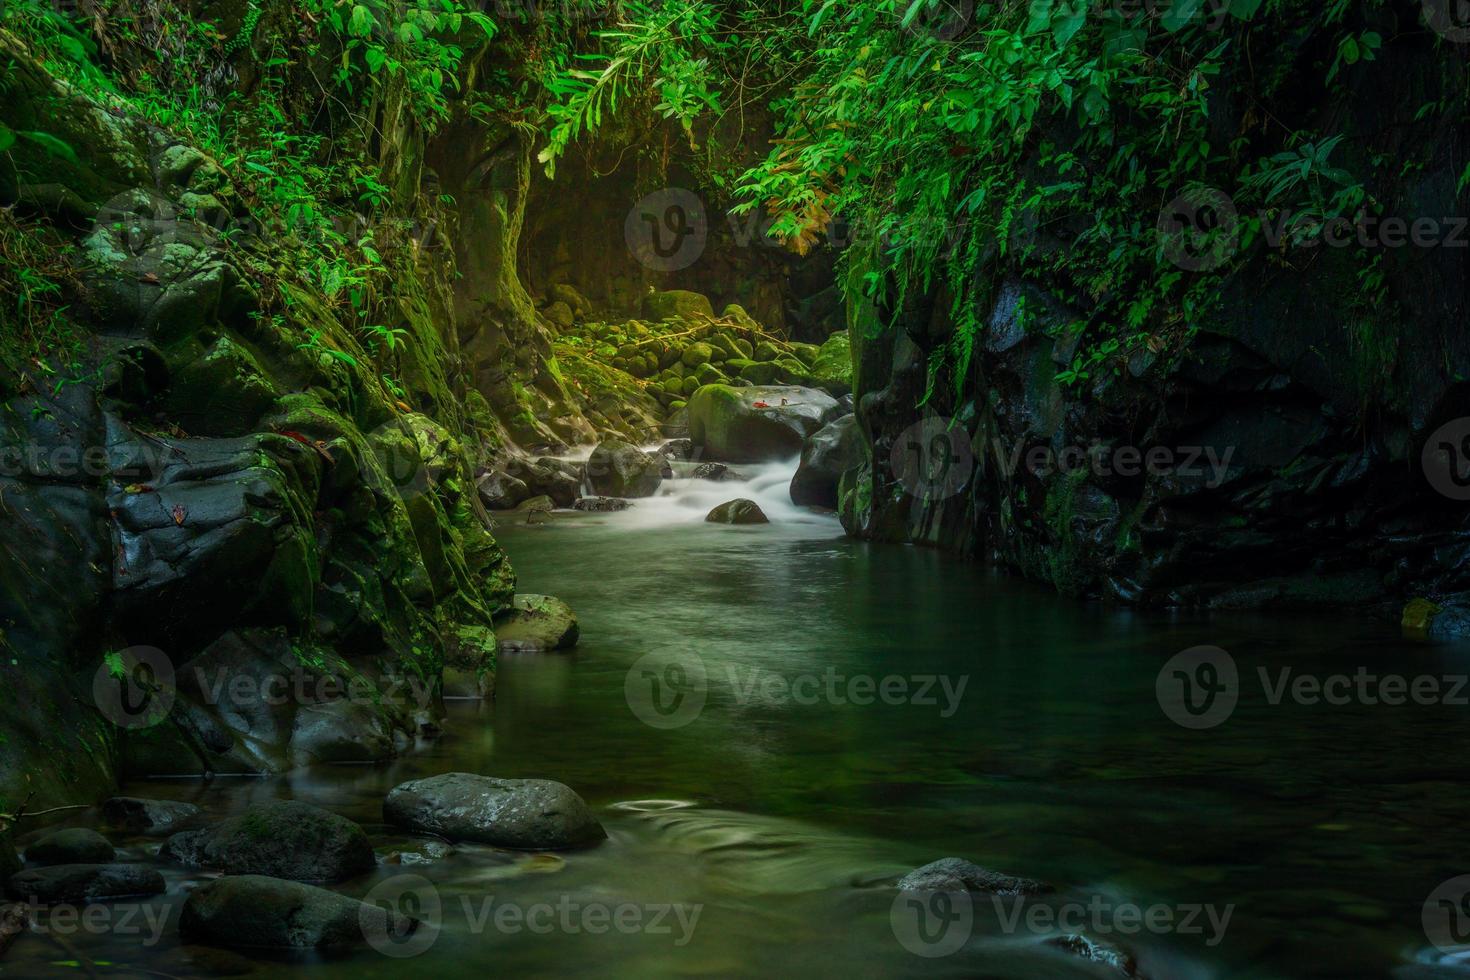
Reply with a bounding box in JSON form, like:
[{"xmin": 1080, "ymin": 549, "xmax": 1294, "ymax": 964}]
[{"xmin": 171, "ymin": 504, "xmax": 187, "ymax": 526}]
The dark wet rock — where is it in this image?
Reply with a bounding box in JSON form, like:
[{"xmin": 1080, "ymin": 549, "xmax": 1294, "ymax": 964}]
[
  {"xmin": 161, "ymin": 800, "xmax": 374, "ymax": 883},
  {"xmin": 573, "ymin": 496, "xmax": 633, "ymax": 512},
  {"xmin": 1048, "ymin": 934, "xmax": 1141, "ymax": 977},
  {"xmin": 526, "ymin": 457, "xmax": 583, "ymax": 508},
  {"xmin": 688, "ymin": 385, "xmax": 841, "ymax": 462},
  {"xmin": 586, "ymin": 439, "xmax": 663, "ymax": 497},
  {"xmin": 7, "ymin": 864, "xmax": 165, "ymax": 904},
  {"xmin": 706, "ymin": 499, "xmax": 769, "ymax": 525},
  {"xmin": 477, "ymin": 467, "xmax": 529, "ymax": 510},
  {"xmin": 101, "ymin": 797, "xmax": 201, "ymax": 836},
  {"xmin": 494, "ymin": 594, "xmax": 579, "ymax": 653},
  {"xmin": 384, "ymin": 772, "xmax": 606, "ymax": 850},
  {"xmin": 791, "ymin": 414, "xmax": 863, "ymax": 508},
  {"xmin": 180, "ymin": 874, "xmax": 414, "ymax": 949},
  {"xmin": 897, "ymin": 857, "xmax": 1050, "ymax": 896},
  {"xmin": 25, "ymin": 829, "xmax": 115, "ymax": 866},
  {"xmin": 659, "ymin": 439, "xmax": 694, "ymax": 461},
  {"xmin": 139, "ymin": 629, "xmax": 407, "ymax": 777},
  {"xmin": 691, "ymin": 462, "xmax": 745, "ymax": 482}
]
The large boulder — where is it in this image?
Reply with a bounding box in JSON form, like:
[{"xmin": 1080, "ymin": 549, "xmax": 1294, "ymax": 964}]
[
  {"xmin": 688, "ymin": 385, "xmax": 841, "ymax": 462},
  {"xmin": 384, "ymin": 772, "xmax": 606, "ymax": 850},
  {"xmin": 706, "ymin": 499, "xmax": 769, "ymax": 525},
  {"xmin": 180, "ymin": 875, "xmax": 415, "ymax": 949},
  {"xmin": 101, "ymin": 797, "xmax": 201, "ymax": 837},
  {"xmin": 526, "ymin": 457, "xmax": 583, "ymax": 508},
  {"xmin": 790, "ymin": 414, "xmax": 863, "ymax": 508},
  {"xmin": 494, "ymin": 594, "xmax": 579, "ymax": 653},
  {"xmin": 8, "ymin": 864, "xmax": 165, "ymax": 904},
  {"xmin": 586, "ymin": 439, "xmax": 662, "ymax": 497},
  {"xmin": 643, "ymin": 290, "xmax": 713, "ymax": 322},
  {"xmin": 25, "ymin": 829, "xmax": 115, "ymax": 866},
  {"xmin": 161, "ymin": 800, "xmax": 374, "ymax": 883},
  {"xmin": 897, "ymin": 857, "xmax": 1050, "ymax": 896},
  {"xmin": 477, "ymin": 466, "xmax": 529, "ymax": 510}
]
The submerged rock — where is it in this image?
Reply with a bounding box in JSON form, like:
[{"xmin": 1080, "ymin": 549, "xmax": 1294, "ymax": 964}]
[
  {"xmin": 897, "ymin": 857, "xmax": 1050, "ymax": 896},
  {"xmin": 688, "ymin": 385, "xmax": 840, "ymax": 462},
  {"xmin": 180, "ymin": 874, "xmax": 415, "ymax": 949},
  {"xmin": 8, "ymin": 864, "xmax": 165, "ymax": 904},
  {"xmin": 494, "ymin": 594, "xmax": 579, "ymax": 653},
  {"xmin": 573, "ymin": 496, "xmax": 633, "ymax": 512},
  {"xmin": 101, "ymin": 797, "xmax": 201, "ymax": 837},
  {"xmin": 790, "ymin": 413, "xmax": 862, "ymax": 508},
  {"xmin": 586, "ymin": 439, "xmax": 663, "ymax": 498},
  {"xmin": 161, "ymin": 800, "xmax": 374, "ymax": 883},
  {"xmin": 384, "ymin": 772, "xmax": 606, "ymax": 850},
  {"xmin": 706, "ymin": 499, "xmax": 769, "ymax": 525},
  {"xmin": 25, "ymin": 829, "xmax": 115, "ymax": 866},
  {"xmin": 1047, "ymin": 934, "xmax": 1142, "ymax": 977}
]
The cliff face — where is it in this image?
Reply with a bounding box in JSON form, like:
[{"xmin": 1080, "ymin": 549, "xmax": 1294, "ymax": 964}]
[
  {"xmin": 840, "ymin": 36, "xmax": 1470, "ymax": 620},
  {"xmin": 0, "ymin": 21, "xmax": 533, "ymax": 807}
]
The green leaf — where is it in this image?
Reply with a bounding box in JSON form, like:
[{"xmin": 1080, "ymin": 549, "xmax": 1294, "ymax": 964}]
[
  {"xmin": 1161, "ymin": 0, "xmax": 1203, "ymax": 32},
  {"xmin": 0, "ymin": 122, "xmax": 13, "ymax": 153},
  {"xmin": 1229, "ymin": 0, "xmax": 1264, "ymax": 18},
  {"xmin": 1052, "ymin": 5, "xmax": 1087, "ymax": 50}
]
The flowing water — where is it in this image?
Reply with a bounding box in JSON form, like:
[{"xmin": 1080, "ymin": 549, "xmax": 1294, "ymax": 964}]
[{"xmin": 15, "ymin": 462, "xmax": 1470, "ymax": 978}]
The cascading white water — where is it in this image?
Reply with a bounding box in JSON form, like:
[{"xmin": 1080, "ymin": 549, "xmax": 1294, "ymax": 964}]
[{"xmin": 557, "ymin": 445, "xmax": 836, "ymax": 529}]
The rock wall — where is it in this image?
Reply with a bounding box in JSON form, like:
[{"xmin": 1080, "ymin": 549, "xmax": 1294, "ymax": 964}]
[
  {"xmin": 840, "ymin": 38, "xmax": 1470, "ymax": 621},
  {"xmin": 0, "ymin": 26, "xmax": 512, "ymax": 807}
]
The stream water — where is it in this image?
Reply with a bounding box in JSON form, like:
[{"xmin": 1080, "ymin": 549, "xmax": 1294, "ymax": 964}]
[{"xmin": 13, "ymin": 461, "xmax": 1470, "ymax": 978}]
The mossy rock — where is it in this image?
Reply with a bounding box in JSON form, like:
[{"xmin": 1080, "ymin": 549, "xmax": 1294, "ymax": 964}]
[
  {"xmin": 680, "ymin": 375, "xmax": 701, "ymax": 396},
  {"xmin": 709, "ymin": 333, "xmax": 744, "ymax": 361},
  {"xmin": 740, "ymin": 360, "xmax": 783, "ymax": 385},
  {"xmin": 809, "ymin": 330, "xmax": 853, "ymax": 393},
  {"xmin": 682, "ymin": 342, "xmax": 716, "ymax": 367},
  {"xmin": 754, "ymin": 341, "xmax": 784, "ymax": 362},
  {"xmin": 494, "ymin": 594, "xmax": 580, "ymax": 653},
  {"xmin": 687, "ymin": 384, "xmax": 841, "ymax": 462},
  {"xmin": 722, "ymin": 304, "xmax": 761, "ymax": 332},
  {"xmin": 789, "ymin": 342, "xmax": 821, "ymax": 367},
  {"xmin": 693, "ymin": 362, "xmax": 727, "ymax": 386},
  {"xmin": 644, "ymin": 290, "xmax": 714, "ymax": 322},
  {"xmin": 163, "ymin": 336, "xmax": 280, "ymax": 437},
  {"xmin": 661, "ymin": 377, "xmax": 684, "ymax": 395}
]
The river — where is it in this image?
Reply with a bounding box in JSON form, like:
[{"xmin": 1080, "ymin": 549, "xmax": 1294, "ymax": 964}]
[{"xmin": 16, "ymin": 460, "xmax": 1470, "ymax": 978}]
